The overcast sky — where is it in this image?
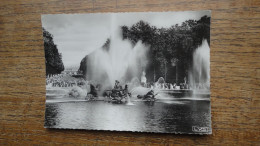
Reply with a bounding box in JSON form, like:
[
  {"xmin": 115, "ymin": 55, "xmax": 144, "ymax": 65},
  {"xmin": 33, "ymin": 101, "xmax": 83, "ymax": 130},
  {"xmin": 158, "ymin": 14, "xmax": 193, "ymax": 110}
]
[{"xmin": 41, "ymin": 10, "xmax": 210, "ymax": 68}]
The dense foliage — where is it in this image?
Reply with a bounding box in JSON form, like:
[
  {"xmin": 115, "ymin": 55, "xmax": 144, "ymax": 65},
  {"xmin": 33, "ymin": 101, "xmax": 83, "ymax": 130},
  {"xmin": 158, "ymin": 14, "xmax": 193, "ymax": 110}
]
[
  {"xmin": 121, "ymin": 15, "xmax": 210, "ymax": 83},
  {"xmin": 43, "ymin": 28, "xmax": 64, "ymax": 75}
]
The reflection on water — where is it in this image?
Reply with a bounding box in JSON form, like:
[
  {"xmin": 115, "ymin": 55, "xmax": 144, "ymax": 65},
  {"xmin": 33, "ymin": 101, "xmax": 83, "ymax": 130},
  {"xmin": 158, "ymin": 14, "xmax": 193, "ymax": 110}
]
[{"xmin": 45, "ymin": 98, "xmax": 211, "ymax": 134}]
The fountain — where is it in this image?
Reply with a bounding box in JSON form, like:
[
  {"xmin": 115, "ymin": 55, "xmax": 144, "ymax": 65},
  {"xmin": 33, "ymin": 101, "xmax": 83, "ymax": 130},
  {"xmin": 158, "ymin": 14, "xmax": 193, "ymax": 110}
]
[
  {"xmin": 126, "ymin": 95, "xmax": 134, "ymax": 105},
  {"xmin": 157, "ymin": 77, "xmax": 165, "ymax": 84},
  {"xmin": 189, "ymin": 39, "xmax": 210, "ymax": 96},
  {"xmin": 81, "ymin": 16, "xmax": 210, "ymax": 99},
  {"xmin": 151, "ymin": 77, "xmax": 165, "ymax": 89},
  {"xmin": 68, "ymin": 86, "xmax": 88, "ymax": 99},
  {"xmin": 128, "ymin": 77, "xmax": 141, "ymax": 90},
  {"xmin": 85, "ymin": 14, "xmax": 149, "ymax": 94}
]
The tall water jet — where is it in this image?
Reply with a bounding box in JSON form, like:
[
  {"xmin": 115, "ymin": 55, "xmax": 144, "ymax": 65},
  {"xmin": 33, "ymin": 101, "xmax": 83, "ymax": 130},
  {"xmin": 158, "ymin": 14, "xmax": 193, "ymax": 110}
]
[
  {"xmin": 189, "ymin": 39, "xmax": 210, "ymax": 91},
  {"xmin": 84, "ymin": 14, "xmax": 149, "ymax": 93},
  {"xmin": 140, "ymin": 71, "xmax": 147, "ymax": 85}
]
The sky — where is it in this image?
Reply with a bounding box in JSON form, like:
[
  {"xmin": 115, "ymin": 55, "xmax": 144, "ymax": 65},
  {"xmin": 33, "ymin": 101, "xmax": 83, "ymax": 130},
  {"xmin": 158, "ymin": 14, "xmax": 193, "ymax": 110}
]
[{"xmin": 41, "ymin": 10, "xmax": 211, "ymax": 68}]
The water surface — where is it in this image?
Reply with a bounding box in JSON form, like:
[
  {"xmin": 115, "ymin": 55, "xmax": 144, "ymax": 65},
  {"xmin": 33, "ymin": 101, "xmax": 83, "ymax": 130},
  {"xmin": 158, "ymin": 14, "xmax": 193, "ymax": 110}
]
[{"xmin": 45, "ymin": 97, "xmax": 211, "ymax": 134}]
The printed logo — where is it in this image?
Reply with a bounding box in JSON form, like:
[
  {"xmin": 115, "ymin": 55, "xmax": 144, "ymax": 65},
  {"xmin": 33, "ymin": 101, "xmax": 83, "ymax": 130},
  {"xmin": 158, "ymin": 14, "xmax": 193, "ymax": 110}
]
[{"xmin": 192, "ymin": 126, "xmax": 209, "ymax": 133}]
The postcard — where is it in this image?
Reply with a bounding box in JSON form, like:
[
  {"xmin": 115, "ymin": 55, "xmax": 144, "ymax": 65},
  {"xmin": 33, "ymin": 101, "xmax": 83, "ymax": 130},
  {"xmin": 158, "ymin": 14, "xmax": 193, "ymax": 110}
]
[{"xmin": 42, "ymin": 10, "xmax": 211, "ymax": 134}]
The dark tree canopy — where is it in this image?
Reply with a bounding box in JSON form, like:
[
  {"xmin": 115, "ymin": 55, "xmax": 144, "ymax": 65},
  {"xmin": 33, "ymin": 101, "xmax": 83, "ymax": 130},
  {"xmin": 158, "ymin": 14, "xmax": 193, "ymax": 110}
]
[{"xmin": 43, "ymin": 28, "xmax": 64, "ymax": 75}]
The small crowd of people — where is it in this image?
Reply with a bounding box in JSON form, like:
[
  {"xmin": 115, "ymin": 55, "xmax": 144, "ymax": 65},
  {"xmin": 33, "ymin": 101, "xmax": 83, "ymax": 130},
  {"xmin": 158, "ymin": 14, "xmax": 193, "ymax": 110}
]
[
  {"xmin": 141, "ymin": 82, "xmax": 190, "ymax": 90},
  {"xmin": 46, "ymin": 74, "xmax": 85, "ymax": 88},
  {"xmin": 142, "ymin": 82, "xmax": 209, "ymax": 90}
]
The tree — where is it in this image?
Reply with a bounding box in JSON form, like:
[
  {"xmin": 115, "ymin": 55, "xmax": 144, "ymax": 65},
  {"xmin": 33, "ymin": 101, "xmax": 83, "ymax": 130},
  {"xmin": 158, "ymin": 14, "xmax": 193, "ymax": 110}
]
[{"xmin": 43, "ymin": 28, "xmax": 64, "ymax": 75}]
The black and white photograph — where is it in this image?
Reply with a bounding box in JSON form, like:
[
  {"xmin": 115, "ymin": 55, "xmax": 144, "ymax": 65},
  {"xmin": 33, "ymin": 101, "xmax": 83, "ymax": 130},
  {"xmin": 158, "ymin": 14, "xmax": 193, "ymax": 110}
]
[{"xmin": 42, "ymin": 10, "xmax": 211, "ymax": 134}]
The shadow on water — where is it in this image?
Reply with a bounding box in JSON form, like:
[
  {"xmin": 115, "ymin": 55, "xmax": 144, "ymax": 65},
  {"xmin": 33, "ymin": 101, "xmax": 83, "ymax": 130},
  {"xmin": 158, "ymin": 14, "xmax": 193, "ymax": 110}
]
[{"xmin": 44, "ymin": 103, "xmax": 60, "ymax": 127}]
